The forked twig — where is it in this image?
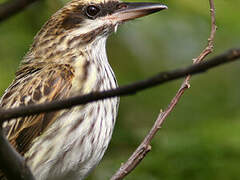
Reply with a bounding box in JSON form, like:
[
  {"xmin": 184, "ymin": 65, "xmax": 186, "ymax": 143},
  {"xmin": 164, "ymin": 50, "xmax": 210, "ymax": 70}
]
[
  {"xmin": 110, "ymin": 0, "xmax": 217, "ymax": 179},
  {"xmin": 0, "ymin": 1, "xmax": 237, "ymax": 180},
  {"xmin": 2, "ymin": 49, "xmax": 240, "ymax": 180},
  {"xmin": 2, "ymin": 49, "xmax": 240, "ymax": 123}
]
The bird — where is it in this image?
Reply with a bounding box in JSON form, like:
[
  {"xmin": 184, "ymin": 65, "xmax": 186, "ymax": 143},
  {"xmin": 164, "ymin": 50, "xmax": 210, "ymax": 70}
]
[{"xmin": 0, "ymin": 0, "xmax": 167, "ymax": 179}]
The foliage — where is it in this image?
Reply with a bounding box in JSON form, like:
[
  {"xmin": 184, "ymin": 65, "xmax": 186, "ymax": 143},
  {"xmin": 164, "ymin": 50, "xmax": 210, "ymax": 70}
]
[{"xmin": 0, "ymin": 0, "xmax": 239, "ymax": 179}]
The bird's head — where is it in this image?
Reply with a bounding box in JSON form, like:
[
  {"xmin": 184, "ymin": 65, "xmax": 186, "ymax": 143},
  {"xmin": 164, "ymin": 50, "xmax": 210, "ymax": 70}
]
[
  {"xmin": 26, "ymin": 0, "xmax": 167, "ymax": 63},
  {"xmin": 57, "ymin": 0, "xmax": 167, "ymax": 37}
]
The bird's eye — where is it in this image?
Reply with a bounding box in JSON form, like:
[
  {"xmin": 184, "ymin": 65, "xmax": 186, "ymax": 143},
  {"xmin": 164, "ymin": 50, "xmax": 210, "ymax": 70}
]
[{"xmin": 86, "ymin": 5, "xmax": 100, "ymax": 18}]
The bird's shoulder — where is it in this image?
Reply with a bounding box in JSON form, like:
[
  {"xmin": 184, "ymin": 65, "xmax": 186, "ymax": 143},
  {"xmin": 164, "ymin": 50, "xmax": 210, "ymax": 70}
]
[{"xmin": 0, "ymin": 62, "xmax": 75, "ymax": 155}]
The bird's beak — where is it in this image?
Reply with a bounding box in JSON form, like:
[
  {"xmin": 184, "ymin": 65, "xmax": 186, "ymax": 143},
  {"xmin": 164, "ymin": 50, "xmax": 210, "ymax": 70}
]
[{"xmin": 106, "ymin": 2, "xmax": 167, "ymax": 22}]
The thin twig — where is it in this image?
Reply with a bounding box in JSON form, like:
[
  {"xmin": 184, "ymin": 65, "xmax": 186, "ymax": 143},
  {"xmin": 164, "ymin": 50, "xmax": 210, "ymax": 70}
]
[
  {"xmin": 0, "ymin": 49, "xmax": 239, "ymax": 180},
  {"xmin": 110, "ymin": 0, "xmax": 217, "ymax": 179},
  {"xmin": 0, "ymin": 0, "xmax": 39, "ymax": 22},
  {"xmin": 1, "ymin": 49, "xmax": 240, "ymax": 123}
]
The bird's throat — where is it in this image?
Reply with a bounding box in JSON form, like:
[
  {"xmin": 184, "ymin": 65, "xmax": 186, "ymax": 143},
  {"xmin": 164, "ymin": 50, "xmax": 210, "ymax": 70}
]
[{"xmin": 70, "ymin": 36, "xmax": 117, "ymax": 95}]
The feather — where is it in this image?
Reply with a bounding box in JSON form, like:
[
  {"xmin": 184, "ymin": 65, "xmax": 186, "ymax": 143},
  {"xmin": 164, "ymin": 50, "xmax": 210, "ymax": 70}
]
[{"xmin": 1, "ymin": 63, "xmax": 75, "ymax": 155}]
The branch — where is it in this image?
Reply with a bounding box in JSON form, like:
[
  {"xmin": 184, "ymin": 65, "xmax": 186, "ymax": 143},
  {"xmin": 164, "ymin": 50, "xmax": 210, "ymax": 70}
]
[
  {"xmin": 0, "ymin": 1, "xmax": 45, "ymax": 179},
  {"xmin": 0, "ymin": 49, "xmax": 240, "ymax": 123},
  {"xmin": 0, "ymin": 0, "xmax": 39, "ymax": 22},
  {"xmin": 0, "ymin": 2, "xmax": 229, "ymax": 180},
  {"xmin": 110, "ymin": 0, "xmax": 217, "ymax": 179},
  {"xmin": 0, "ymin": 48, "xmax": 238, "ymax": 180},
  {"xmin": 0, "ymin": 131, "xmax": 35, "ymax": 180}
]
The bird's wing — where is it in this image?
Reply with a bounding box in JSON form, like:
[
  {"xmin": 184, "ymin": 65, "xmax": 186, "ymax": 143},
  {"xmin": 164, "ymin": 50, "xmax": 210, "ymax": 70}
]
[{"xmin": 0, "ymin": 63, "xmax": 75, "ymax": 155}]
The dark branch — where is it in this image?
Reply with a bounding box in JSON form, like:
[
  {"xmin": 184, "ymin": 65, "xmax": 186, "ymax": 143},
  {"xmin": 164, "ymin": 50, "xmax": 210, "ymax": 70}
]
[
  {"xmin": 0, "ymin": 48, "xmax": 240, "ymax": 123},
  {"xmin": 0, "ymin": 1, "xmax": 218, "ymax": 180},
  {"xmin": 110, "ymin": 0, "xmax": 217, "ymax": 178},
  {"xmin": 0, "ymin": 131, "xmax": 35, "ymax": 180},
  {"xmin": 0, "ymin": 0, "xmax": 39, "ymax": 22}
]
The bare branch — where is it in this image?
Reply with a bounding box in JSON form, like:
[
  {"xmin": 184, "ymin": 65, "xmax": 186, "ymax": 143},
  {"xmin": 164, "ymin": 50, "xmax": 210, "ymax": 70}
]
[
  {"xmin": 0, "ymin": 49, "xmax": 239, "ymax": 180},
  {"xmin": 0, "ymin": 49, "xmax": 240, "ymax": 124},
  {"xmin": 0, "ymin": 131, "xmax": 35, "ymax": 180},
  {"xmin": 0, "ymin": 0, "xmax": 39, "ymax": 22},
  {"xmin": 0, "ymin": 1, "xmax": 229, "ymax": 180},
  {"xmin": 110, "ymin": 0, "xmax": 217, "ymax": 179}
]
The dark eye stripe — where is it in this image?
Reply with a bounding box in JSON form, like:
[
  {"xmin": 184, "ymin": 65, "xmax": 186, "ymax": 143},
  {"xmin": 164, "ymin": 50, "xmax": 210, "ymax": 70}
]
[
  {"xmin": 85, "ymin": 1, "xmax": 120, "ymax": 19},
  {"xmin": 61, "ymin": 14, "xmax": 84, "ymax": 30},
  {"xmin": 60, "ymin": 1, "xmax": 120, "ymax": 30}
]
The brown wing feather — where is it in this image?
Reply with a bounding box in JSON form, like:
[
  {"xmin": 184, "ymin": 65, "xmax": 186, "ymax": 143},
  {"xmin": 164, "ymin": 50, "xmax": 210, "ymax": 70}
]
[{"xmin": 1, "ymin": 63, "xmax": 75, "ymax": 155}]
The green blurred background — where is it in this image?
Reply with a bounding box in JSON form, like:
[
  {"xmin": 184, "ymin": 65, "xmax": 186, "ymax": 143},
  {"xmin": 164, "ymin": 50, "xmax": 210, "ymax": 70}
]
[{"xmin": 0, "ymin": 0, "xmax": 240, "ymax": 179}]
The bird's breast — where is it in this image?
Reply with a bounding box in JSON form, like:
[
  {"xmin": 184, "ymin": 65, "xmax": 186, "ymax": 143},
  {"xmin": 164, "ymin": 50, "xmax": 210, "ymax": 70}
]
[{"xmin": 25, "ymin": 54, "xmax": 119, "ymax": 179}]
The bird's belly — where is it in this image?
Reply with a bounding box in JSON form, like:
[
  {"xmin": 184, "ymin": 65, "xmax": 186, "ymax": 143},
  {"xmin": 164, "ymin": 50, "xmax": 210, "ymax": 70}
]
[{"xmin": 25, "ymin": 98, "xmax": 119, "ymax": 180}]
